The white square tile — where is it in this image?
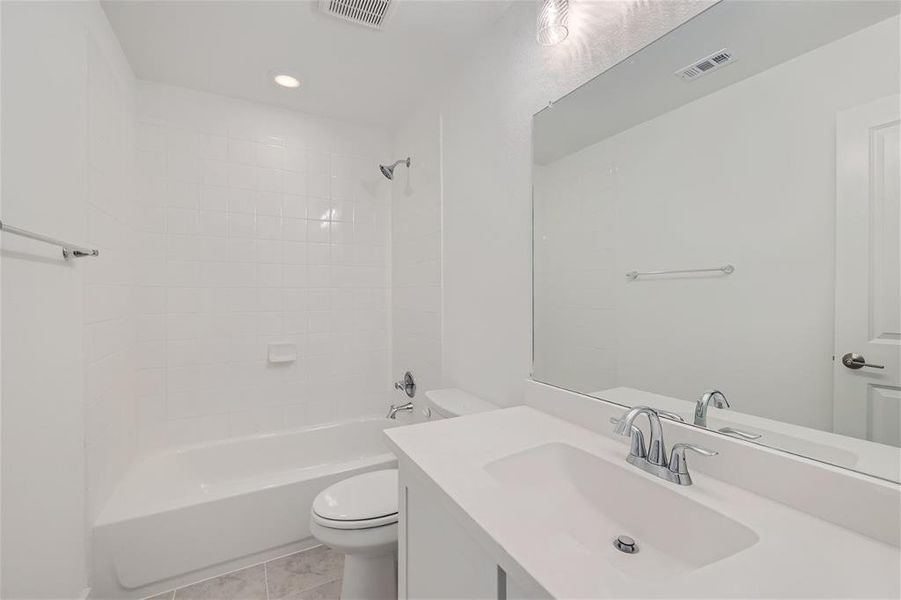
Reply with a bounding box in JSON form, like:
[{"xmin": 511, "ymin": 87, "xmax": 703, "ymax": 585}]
[
  {"xmin": 282, "ymin": 194, "xmax": 308, "ymax": 219},
  {"xmin": 201, "ymin": 160, "xmax": 229, "ymax": 187},
  {"xmin": 286, "ymin": 145, "xmax": 308, "ymax": 173},
  {"xmin": 256, "ymin": 239, "xmax": 283, "ymax": 263},
  {"xmin": 228, "ymin": 138, "xmax": 255, "ymax": 164},
  {"xmin": 228, "ymin": 212, "xmax": 256, "ymax": 238},
  {"xmin": 255, "ymin": 143, "xmax": 285, "ymax": 169},
  {"xmin": 282, "ymin": 218, "xmax": 307, "ymax": 242},
  {"xmin": 282, "ymin": 264, "xmax": 307, "ymax": 288},
  {"xmin": 167, "ymin": 181, "xmax": 200, "ymax": 208},
  {"xmin": 200, "ymin": 134, "xmax": 228, "ymax": 160},
  {"xmin": 255, "ymin": 215, "xmax": 282, "ymax": 240},
  {"xmin": 308, "ymin": 173, "xmax": 330, "ymax": 199},
  {"xmin": 256, "ymin": 168, "xmax": 282, "ymax": 193},
  {"xmin": 228, "ymin": 163, "xmax": 257, "ymax": 189},
  {"xmin": 228, "ymin": 188, "xmax": 256, "ymax": 214},
  {"xmin": 169, "ymin": 153, "xmax": 201, "ymax": 183},
  {"xmin": 255, "ymin": 191, "xmax": 283, "ymax": 216},
  {"xmin": 201, "ymin": 185, "xmax": 229, "ymax": 211},
  {"xmin": 284, "ymin": 171, "xmax": 307, "ymax": 196}
]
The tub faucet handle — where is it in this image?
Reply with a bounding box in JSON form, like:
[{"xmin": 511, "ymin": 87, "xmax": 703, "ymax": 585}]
[{"xmin": 394, "ymin": 371, "xmax": 415, "ymax": 398}]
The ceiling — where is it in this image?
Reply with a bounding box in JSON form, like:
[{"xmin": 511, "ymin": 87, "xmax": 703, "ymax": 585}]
[
  {"xmin": 534, "ymin": 0, "xmax": 900, "ymax": 164},
  {"xmin": 101, "ymin": 0, "xmax": 512, "ymax": 129}
]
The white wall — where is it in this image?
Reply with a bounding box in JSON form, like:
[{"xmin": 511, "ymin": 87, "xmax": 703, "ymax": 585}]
[
  {"xmin": 84, "ymin": 14, "xmax": 140, "ymax": 526},
  {"xmin": 1, "ymin": 1, "xmax": 136, "ymax": 597},
  {"xmin": 394, "ymin": 0, "xmax": 713, "ymax": 405},
  {"xmin": 534, "ymin": 16, "xmax": 900, "ymax": 431},
  {"xmin": 391, "ymin": 108, "xmax": 443, "ymax": 416},
  {"xmin": 133, "ymin": 82, "xmax": 393, "ymax": 450}
]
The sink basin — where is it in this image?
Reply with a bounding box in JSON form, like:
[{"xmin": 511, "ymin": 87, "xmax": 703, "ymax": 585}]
[{"xmin": 485, "ymin": 443, "xmax": 759, "ymax": 579}]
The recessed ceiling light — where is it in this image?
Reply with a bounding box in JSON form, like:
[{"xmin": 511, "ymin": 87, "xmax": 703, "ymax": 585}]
[{"xmin": 273, "ymin": 73, "xmax": 301, "ymax": 89}]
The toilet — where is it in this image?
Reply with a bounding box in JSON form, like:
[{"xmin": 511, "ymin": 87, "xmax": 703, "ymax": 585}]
[{"xmin": 309, "ymin": 388, "xmax": 497, "ymax": 599}]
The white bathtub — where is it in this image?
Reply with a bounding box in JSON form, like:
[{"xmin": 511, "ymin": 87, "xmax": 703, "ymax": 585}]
[{"xmin": 91, "ymin": 417, "xmax": 397, "ymax": 599}]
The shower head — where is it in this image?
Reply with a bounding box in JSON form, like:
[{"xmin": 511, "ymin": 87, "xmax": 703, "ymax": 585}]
[{"xmin": 379, "ymin": 157, "xmax": 411, "ymax": 180}]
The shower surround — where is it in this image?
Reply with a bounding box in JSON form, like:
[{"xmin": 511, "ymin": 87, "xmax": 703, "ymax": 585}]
[{"xmin": 133, "ymin": 81, "xmax": 394, "ymax": 452}]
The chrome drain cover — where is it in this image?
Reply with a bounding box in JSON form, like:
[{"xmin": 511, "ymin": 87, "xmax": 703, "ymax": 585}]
[{"xmin": 613, "ymin": 535, "xmax": 638, "ymax": 554}]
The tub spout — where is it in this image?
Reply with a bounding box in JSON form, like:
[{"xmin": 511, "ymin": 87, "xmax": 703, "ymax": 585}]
[{"xmin": 387, "ymin": 401, "xmax": 414, "ymax": 419}]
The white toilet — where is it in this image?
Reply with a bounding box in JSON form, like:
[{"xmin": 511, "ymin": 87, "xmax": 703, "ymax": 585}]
[{"xmin": 309, "ymin": 388, "xmax": 497, "ymax": 599}]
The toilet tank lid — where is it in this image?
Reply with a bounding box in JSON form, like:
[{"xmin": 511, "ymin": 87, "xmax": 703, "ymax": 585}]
[{"xmin": 425, "ymin": 388, "xmax": 497, "ymax": 417}]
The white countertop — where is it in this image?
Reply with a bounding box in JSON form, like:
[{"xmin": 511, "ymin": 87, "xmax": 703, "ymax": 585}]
[{"xmin": 385, "ymin": 406, "xmax": 901, "ymax": 598}]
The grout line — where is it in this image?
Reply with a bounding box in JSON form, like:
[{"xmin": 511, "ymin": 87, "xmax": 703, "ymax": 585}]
[{"xmin": 264, "ymin": 561, "xmax": 271, "ymax": 600}]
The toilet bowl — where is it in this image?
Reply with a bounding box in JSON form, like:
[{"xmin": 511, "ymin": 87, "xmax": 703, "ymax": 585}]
[
  {"xmin": 310, "ymin": 388, "xmax": 497, "ymax": 598},
  {"xmin": 310, "ymin": 469, "xmax": 399, "ymax": 600}
]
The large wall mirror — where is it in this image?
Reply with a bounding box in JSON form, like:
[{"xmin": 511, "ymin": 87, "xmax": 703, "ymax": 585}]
[{"xmin": 532, "ymin": 0, "xmax": 900, "ymax": 482}]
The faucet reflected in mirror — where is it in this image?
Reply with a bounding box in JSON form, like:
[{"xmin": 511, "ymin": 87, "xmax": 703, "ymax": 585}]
[
  {"xmin": 695, "ymin": 390, "xmax": 762, "ymax": 440},
  {"xmin": 694, "ymin": 389, "xmax": 730, "ymax": 427}
]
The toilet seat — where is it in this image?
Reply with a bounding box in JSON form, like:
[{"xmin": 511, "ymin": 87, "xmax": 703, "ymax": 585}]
[
  {"xmin": 312, "ymin": 469, "xmax": 398, "ymax": 530},
  {"xmin": 311, "ymin": 511, "xmax": 398, "ymax": 530}
]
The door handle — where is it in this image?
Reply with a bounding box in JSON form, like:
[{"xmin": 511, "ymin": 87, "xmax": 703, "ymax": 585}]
[{"xmin": 841, "ymin": 353, "xmax": 885, "ymax": 370}]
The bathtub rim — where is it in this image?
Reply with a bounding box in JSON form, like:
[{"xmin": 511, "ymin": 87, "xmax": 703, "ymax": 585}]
[{"xmin": 95, "ymin": 415, "xmax": 397, "ymax": 527}]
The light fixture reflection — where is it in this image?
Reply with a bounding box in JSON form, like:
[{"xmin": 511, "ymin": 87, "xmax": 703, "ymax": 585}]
[{"xmin": 537, "ymin": 0, "xmax": 569, "ymax": 46}]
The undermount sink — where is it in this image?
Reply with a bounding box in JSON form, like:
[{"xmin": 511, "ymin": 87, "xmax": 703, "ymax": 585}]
[{"xmin": 485, "ymin": 442, "xmax": 759, "ymax": 580}]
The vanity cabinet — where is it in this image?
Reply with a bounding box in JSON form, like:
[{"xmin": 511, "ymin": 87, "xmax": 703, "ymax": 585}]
[
  {"xmin": 400, "ymin": 472, "xmax": 496, "ymax": 598},
  {"xmin": 398, "ymin": 469, "xmax": 543, "ymax": 600}
]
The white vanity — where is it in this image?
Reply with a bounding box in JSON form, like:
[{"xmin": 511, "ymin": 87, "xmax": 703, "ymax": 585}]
[{"xmin": 385, "ymin": 382, "xmax": 900, "ymax": 598}]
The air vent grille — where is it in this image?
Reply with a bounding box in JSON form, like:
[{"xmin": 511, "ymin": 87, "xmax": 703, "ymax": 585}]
[
  {"xmin": 319, "ymin": 0, "xmax": 394, "ymax": 29},
  {"xmin": 676, "ymin": 49, "xmax": 736, "ymax": 82}
]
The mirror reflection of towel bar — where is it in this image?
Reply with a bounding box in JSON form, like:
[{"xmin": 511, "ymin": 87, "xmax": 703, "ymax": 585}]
[{"xmin": 626, "ymin": 264, "xmax": 734, "ymax": 280}]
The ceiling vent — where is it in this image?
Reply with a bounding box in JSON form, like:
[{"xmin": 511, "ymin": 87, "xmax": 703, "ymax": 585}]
[
  {"xmin": 319, "ymin": 0, "xmax": 395, "ymax": 29},
  {"xmin": 675, "ymin": 49, "xmax": 736, "ymax": 82}
]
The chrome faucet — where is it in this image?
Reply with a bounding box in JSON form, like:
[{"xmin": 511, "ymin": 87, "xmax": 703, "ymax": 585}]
[
  {"xmin": 694, "ymin": 389, "xmax": 730, "ymax": 427},
  {"xmin": 614, "ymin": 406, "xmax": 668, "ymax": 466},
  {"xmin": 694, "ymin": 389, "xmax": 762, "ymax": 440},
  {"xmin": 613, "ymin": 406, "xmax": 717, "ymax": 486},
  {"xmin": 386, "ymin": 401, "xmax": 414, "ymax": 419}
]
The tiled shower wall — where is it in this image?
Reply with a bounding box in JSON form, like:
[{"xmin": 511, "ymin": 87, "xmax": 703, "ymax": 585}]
[{"xmin": 133, "ymin": 82, "xmax": 393, "ymax": 450}]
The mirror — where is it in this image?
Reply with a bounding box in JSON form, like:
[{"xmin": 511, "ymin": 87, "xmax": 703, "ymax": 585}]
[{"xmin": 532, "ymin": 0, "xmax": 901, "ymax": 482}]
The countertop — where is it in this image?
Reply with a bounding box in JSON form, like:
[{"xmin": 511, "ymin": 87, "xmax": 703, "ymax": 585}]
[{"xmin": 385, "ymin": 406, "xmax": 901, "ymax": 598}]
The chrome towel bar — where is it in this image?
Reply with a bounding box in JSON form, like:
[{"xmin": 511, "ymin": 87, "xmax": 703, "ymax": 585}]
[
  {"xmin": 626, "ymin": 264, "xmax": 733, "ymax": 280},
  {"xmin": 0, "ymin": 219, "xmax": 99, "ymax": 259}
]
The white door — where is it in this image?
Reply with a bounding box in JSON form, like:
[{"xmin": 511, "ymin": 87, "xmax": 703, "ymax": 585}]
[{"xmin": 834, "ymin": 95, "xmax": 901, "ymax": 447}]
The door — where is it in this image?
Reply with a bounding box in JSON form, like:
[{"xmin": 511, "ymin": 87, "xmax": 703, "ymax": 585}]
[{"xmin": 834, "ymin": 95, "xmax": 901, "ymax": 447}]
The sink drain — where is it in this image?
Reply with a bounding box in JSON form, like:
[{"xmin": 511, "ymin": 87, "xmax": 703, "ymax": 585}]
[{"xmin": 613, "ymin": 535, "xmax": 638, "ymax": 554}]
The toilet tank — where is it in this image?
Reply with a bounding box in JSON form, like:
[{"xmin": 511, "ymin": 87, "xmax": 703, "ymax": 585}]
[{"xmin": 424, "ymin": 388, "xmax": 498, "ymax": 419}]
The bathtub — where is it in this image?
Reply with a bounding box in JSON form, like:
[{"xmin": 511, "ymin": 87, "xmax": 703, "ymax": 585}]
[{"xmin": 91, "ymin": 417, "xmax": 397, "ymax": 599}]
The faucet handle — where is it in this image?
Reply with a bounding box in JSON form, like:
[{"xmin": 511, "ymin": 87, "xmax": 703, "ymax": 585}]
[
  {"xmin": 668, "ymin": 443, "xmax": 718, "ymax": 475},
  {"xmin": 394, "ymin": 371, "xmax": 416, "ymax": 398},
  {"xmin": 657, "ymin": 409, "xmax": 685, "ymax": 422},
  {"xmin": 610, "ymin": 417, "xmax": 647, "ymax": 459},
  {"xmin": 718, "ymin": 426, "xmax": 761, "ymax": 440}
]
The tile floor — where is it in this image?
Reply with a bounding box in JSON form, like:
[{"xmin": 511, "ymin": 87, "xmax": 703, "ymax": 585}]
[{"xmin": 146, "ymin": 545, "xmax": 343, "ymax": 600}]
